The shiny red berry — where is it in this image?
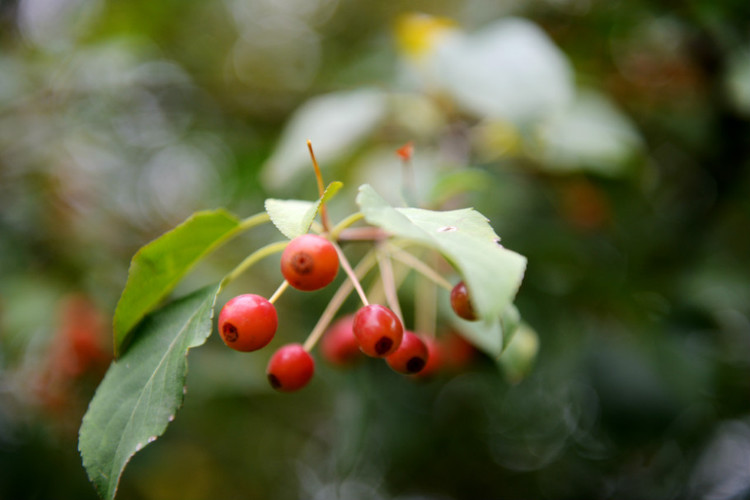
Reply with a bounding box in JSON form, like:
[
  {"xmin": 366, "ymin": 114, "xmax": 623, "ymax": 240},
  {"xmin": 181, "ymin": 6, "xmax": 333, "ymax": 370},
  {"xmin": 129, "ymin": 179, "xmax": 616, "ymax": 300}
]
[
  {"xmin": 280, "ymin": 234, "xmax": 339, "ymax": 291},
  {"xmin": 413, "ymin": 335, "xmax": 444, "ymax": 379},
  {"xmin": 450, "ymin": 281, "xmax": 477, "ymax": 321},
  {"xmin": 266, "ymin": 343, "xmax": 315, "ymax": 392},
  {"xmin": 352, "ymin": 304, "xmax": 404, "ymax": 357},
  {"xmin": 218, "ymin": 294, "xmax": 277, "ymax": 352},
  {"xmin": 320, "ymin": 315, "xmax": 362, "ymax": 367},
  {"xmin": 386, "ymin": 331, "xmax": 428, "ymax": 374}
]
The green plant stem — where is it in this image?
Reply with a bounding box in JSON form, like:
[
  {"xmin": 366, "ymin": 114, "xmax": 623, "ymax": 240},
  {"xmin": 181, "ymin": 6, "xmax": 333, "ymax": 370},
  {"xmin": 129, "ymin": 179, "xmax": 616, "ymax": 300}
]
[
  {"xmin": 238, "ymin": 212, "xmax": 271, "ymax": 232},
  {"xmin": 332, "ymin": 242, "xmax": 370, "ymax": 306},
  {"xmin": 219, "ymin": 241, "xmax": 288, "ymax": 292},
  {"xmin": 388, "ymin": 246, "xmax": 453, "ymax": 291},
  {"xmin": 302, "ymin": 251, "xmax": 377, "ymax": 352},
  {"xmin": 329, "ymin": 212, "xmax": 365, "ymax": 240},
  {"xmin": 377, "ymin": 245, "xmax": 403, "ymax": 323}
]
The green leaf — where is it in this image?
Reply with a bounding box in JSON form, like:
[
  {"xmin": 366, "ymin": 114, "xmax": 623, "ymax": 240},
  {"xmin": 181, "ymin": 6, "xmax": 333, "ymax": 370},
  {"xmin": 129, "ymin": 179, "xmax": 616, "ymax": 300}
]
[
  {"xmin": 357, "ymin": 184, "xmax": 526, "ymax": 320},
  {"xmin": 446, "ymin": 302, "xmax": 520, "ymax": 358},
  {"xmin": 113, "ymin": 209, "xmax": 255, "ymax": 356},
  {"xmin": 79, "ymin": 284, "xmax": 220, "ymax": 500},
  {"xmin": 498, "ymin": 323, "xmax": 539, "ymax": 383},
  {"xmin": 264, "ymin": 199, "xmax": 314, "ymax": 239},
  {"xmin": 265, "ymin": 181, "xmax": 343, "ymax": 239}
]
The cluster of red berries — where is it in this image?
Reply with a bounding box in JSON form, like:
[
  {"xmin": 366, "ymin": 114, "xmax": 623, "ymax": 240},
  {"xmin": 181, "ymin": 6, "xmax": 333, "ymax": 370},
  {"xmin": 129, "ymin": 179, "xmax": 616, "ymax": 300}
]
[{"xmin": 217, "ymin": 233, "xmax": 480, "ymax": 392}]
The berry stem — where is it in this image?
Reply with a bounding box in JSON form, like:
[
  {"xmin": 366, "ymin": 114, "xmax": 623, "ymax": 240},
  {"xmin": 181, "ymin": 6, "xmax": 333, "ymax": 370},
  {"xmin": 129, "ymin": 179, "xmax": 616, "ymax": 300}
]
[
  {"xmin": 376, "ymin": 245, "xmax": 403, "ymax": 323},
  {"xmin": 268, "ymin": 280, "xmax": 289, "ymax": 304},
  {"xmin": 329, "ymin": 212, "xmax": 365, "ymax": 240},
  {"xmin": 220, "ymin": 241, "xmax": 289, "ymax": 292},
  {"xmin": 415, "ymin": 252, "xmax": 437, "ymax": 336},
  {"xmin": 307, "ymin": 140, "xmax": 330, "ymax": 233},
  {"xmin": 388, "ymin": 246, "xmax": 453, "ymax": 291},
  {"xmin": 238, "ymin": 212, "xmax": 271, "ymax": 232},
  {"xmin": 336, "ymin": 226, "xmax": 389, "ymax": 242},
  {"xmin": 302, "ymin": 251, "xmax": 378, "ymax": 352},
  {"xmin": 332, "ymin": 242, "xmax": 369, "ymax": 306}
]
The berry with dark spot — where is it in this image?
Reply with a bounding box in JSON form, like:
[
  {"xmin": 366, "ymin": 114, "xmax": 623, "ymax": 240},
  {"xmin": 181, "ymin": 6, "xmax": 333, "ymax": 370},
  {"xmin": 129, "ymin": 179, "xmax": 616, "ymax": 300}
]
[
  {"xmin": 266, "ymin": 343, "xmax": 315, "ymax": 392},
  {"xmin": 386, "ymin": 331, "xmax": 428, "ymax": 374},
  {"xmin": 352, "ymin": 304, "xmax": 403, "ymax": 357},
  {"xmin": 320, "ymin": 315, "xmax": 362, "ymax": 367},
  {"xmin": 412, "ymin": 335, "xmax": 443, "ymax": 379},
  {"xmin": 218, "ymin": 294, "xmax": 277, "ymax": 352},
  {"xmin": 450, "ymin": 281, "xmax": 477, "ymax": 321},
  {"xmin": 280, "ymin": 234, "xmax": 339, "ymax": 291}
]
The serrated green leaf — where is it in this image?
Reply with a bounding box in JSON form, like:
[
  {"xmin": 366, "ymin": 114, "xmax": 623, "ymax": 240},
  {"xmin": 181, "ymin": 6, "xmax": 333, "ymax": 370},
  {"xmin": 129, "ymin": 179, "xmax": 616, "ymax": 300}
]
[
  {"xmin": 79, "ymin": 284, "xmax": 220, "ymax": 500},
  {"xmin": 265, "ymin": 181, "xmax": 343, "ymax": 239},
  {"xmin": 357, "ymin": 184, "xmax": 526, "ymax": 320},
  {"xmin": 265, "ymin": 199, "xmax": 315, "ymax": 239},
  {"xmin": 113, "ymin": 209, "xmax": 258, "ymax": 356}
]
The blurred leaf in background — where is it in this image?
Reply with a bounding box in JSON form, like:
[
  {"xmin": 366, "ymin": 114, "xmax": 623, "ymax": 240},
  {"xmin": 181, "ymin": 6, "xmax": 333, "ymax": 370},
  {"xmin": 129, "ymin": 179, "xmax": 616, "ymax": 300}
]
[{"xmin": 1, "ymin": 0, "xmax": 749, "ymax": 499}]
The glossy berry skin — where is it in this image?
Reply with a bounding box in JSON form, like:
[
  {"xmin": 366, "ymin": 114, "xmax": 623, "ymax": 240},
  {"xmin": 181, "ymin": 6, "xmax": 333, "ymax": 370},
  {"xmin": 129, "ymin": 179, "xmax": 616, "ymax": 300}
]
[
  {"xmin": 413, "ymin": 335, "xmax": 444, "ymax": 379},
  {"xmin": 386, "ymin": 331, "xmax": 428, "ymax": 374},
  {"xmin": 352, "ymin": 304, "xmax": 404, "ymax": 357},
  {"xmin": 450, "ymin": 281, "xmax": 477, "ymax": 321},
  {"xmin": 266, "ymin": 343, "xmax": 315, "ymax": 392},
  {"xmin": 280, "ymin": 234, "xmax": 339, "ymax": 291},
  {"xmin": 218, "ymin": 294, "xmax": 277, "ymax": 352},
  {"xmin": 320, "ymin": 315, "xmax": 361, "ymax": 367}
]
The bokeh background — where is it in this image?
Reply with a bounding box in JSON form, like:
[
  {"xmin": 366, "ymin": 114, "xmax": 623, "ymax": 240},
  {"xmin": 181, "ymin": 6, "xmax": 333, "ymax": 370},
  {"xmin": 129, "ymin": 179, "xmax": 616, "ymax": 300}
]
[{"xmin": 1, "ymin": 0, "xmax": 750, "ymax": 499}]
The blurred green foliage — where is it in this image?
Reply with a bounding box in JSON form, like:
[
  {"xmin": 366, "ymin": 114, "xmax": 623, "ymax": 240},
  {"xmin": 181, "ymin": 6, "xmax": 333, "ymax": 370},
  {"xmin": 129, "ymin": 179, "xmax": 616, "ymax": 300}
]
[{"xmin": 1, "ymin": 0, "xmax": 749, "ymax": 499}]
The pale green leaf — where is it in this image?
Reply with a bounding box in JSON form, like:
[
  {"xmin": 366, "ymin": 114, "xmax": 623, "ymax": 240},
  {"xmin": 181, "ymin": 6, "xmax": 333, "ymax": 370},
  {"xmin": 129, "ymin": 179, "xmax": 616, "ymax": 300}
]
[
  {"xmin": 434, "ymin": 18, "xmax": 574, "ymax": 124},
  {"xmin": 498, "ymin": 323, "xmax": 539, "ymax": 383},
  {"xmin": 79, "ymin": 284, "xmax": 220, "ymax": 500},
  {"xmin": 261, "ymin": 89, "xmax": 387, "ymax": 190},
  {"xmin": 265, "ymin": 181, "xmax": 343, "ymax": 239},
  {"xmin": 357, "ymin": 184, "xmax": 526, "ymax": 320},
  {"xmin": 113, "ymin": 209, "xmax": 258, "ymax": 356},
  {"xmin": 447, "ymin": 301, "xmax": 521, "ymax": 358},
  {"xmin": 264, "ymin": 199, "xmax": 315, "ymax": 239}
]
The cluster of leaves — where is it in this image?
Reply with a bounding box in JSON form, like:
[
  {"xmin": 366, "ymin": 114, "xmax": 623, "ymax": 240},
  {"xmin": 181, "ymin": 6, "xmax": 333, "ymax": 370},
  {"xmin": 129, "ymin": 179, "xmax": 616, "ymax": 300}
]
[{"xmin": 78, "ymin": 179, "xmax": 531, "ymax": 500}]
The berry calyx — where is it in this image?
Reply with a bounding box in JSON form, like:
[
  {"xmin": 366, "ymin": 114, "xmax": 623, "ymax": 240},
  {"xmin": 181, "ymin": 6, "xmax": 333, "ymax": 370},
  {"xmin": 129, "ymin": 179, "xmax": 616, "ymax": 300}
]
[
  {"xmin": 266, "ymin": 343, "xmax": 315, "ymax": 392},
  {"xmin": 352, "ymin": 304, "xmax": 404, "ymax": 357},
  {"xmin": 280, "ymin": 234, "xmax": 339, "ymax": 291},
  {"xmin": 218, "ymin": 294, "xmax": 278, "ymax": 352},
  {"xmin": 320, "ymin": 315, "xmax": 361, "ymax": 367},
  {"xmin": 450, "ymin": 281, "xmax": 477, "ymax": 321},
  {"xmin": 386, "ymin": 331, "xmax": 428, "ymax": 374}
]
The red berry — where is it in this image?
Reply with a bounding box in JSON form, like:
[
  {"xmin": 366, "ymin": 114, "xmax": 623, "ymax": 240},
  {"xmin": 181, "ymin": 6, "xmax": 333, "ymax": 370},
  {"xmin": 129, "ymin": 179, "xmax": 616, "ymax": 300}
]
[
  {"xmin": 450, "ymin": 281, "xmax": 477, "ymax": 321},
  {"xmin": 280, "ymin": 234, "xmax": 339, "ymax": 291},
  {"xmin": 352, "ymin": 304, "xmax": 404, "ymax": 357},
  {"xmin": 218, "ymin": 294, "xmax": 277, "ymax": 352},
  {"xmin": 320, "ymin": 315, "xmax": 362, "ymax": 367},
  {"xmin": 441, "ymin": 331, "xmax": 476, "ymax": 370},
  {"xmin": 413, "ymin": 335, "xmax": 444, "ymax": 379},
  {"xmin": 266, "ymin": 343, "xmax": 315, "ymax": 392},
  {"xmin": 386, "ymin": 331, "xmax": 428, "ymax": 374}
]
